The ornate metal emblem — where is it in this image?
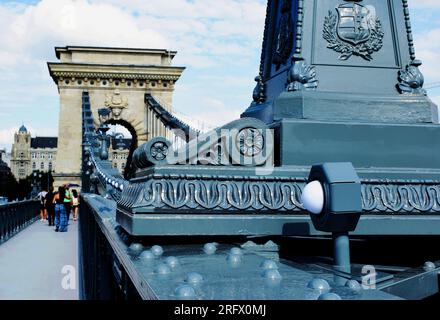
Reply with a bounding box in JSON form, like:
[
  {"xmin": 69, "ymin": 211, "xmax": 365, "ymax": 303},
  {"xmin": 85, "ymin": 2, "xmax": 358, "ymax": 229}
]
[
  {"xmin": 236, "ymin": 128, "xmax": 264, "ymax": 157},
  {"xmin": 323, "ymin": 0, "xmax": 384, "ymax": 61},
  {"xmin": 273, "ymin": 0, "xmax": 293, "ymax": 69},
  {"xmin": 150, "ymin": 142, "xmax": 169, "ymax": 161},
  {"xmin": 105, "ymin": 89, "xmax": 128, "ymax": 119}
]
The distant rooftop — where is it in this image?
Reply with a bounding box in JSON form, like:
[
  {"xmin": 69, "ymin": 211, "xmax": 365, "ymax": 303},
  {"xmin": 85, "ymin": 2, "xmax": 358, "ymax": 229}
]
[
  {"xmin": 54, "ymin": 46, "xmax": 177, "ymax": 66},
  {"xmin": 31, "ymin": 137, "xmax": 58, "ymax": 149},
  {"xmin": 111, "ymin": 138, "xmax": 132, "ymax": 150}
]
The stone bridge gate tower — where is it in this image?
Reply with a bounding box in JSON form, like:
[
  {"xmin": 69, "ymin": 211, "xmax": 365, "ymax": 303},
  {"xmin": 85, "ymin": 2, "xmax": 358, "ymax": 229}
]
[{"xmin": 48, "ymin": 46, "xmax": 185, "ymax": 188}]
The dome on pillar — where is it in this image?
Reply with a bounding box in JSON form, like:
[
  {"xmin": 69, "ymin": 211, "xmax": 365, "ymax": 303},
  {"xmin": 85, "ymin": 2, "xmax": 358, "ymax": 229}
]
[{"xmin": 18, "ymin": 125, "xmax": 28, "ymax": 134}]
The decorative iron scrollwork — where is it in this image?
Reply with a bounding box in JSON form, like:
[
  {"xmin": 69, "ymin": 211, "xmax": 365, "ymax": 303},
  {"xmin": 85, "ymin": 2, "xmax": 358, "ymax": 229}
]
[
  {"xmin": 397, "ymin": 60, "xmax": 426, "ymax": 95},
  {"xmin": 114, "ymin": 174, "xmax": 440, "ymax": 214},
  {"xmin": 286, "ymin": 59, "xmax": 318, "ymax": 92},
  {"xmin": 362, "ymin": 183, "xmax": 440, "ymax": 213}
]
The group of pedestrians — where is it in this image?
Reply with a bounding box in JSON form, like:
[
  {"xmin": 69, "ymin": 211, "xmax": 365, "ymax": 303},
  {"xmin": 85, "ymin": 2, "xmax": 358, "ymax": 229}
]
[{"xmin": 37, "ymin": 185, "xmax": 80, "ymax": 233}]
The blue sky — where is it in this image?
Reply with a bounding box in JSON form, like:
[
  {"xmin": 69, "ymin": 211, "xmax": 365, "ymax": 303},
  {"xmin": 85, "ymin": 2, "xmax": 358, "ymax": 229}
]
[{"xmin": 0, "ymin": 0, "xmax": 440, "ymax": 151}]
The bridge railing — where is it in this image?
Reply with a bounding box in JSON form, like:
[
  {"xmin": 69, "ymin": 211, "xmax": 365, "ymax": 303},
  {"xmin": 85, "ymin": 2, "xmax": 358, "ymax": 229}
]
[
  {"xmin": 0, "ymin": 200, "xmax": 40, "ymax": 244},
  {"xmin": 78, "ymin": 194, "xmax": 142, "ymax": 300}
]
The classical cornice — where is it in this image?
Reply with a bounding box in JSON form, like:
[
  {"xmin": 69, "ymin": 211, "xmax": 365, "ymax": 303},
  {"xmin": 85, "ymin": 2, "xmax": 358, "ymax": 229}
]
[
  {"xmin": 55, "ymin": 46, "xmax": 177, "ymax": 59},
  {"xmin": 47, "ymin": 62, "xmax": 185, "ymax": 84}
]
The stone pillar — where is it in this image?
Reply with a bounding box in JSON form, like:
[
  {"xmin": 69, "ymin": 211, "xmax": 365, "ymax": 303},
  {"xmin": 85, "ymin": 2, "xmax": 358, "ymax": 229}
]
[{"xmin": 48, "ymin": 46, "xmax": 185, "ymax": 188}]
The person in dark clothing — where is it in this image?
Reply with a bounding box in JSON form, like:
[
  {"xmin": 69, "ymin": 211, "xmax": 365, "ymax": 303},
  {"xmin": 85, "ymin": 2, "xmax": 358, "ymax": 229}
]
[
  {"xmin": 45, "ymin": 187, "xmax": 55, "ymax": 226},
  {"xmin": 53, "ymin": 186, "xmax": 68, "ymax": 232}
]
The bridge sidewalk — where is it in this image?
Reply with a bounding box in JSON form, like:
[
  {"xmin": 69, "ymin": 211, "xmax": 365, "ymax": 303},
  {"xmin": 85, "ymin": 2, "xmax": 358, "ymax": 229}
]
[{"xmin": 0, "ymin": 219, "xmax": 79, "ymax": 300}]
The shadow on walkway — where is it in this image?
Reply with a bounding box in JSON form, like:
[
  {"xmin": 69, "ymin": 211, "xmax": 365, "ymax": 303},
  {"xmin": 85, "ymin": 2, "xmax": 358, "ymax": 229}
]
[{"xmin": 0, "ymin": 218, "xmax": 79, "ymax": 300}]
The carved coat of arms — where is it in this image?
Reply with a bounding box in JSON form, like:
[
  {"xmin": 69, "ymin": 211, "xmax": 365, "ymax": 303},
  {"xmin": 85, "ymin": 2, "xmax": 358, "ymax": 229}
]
[
  {"xmin": 323, "ymin": 0, "xmax": 384, "ymax": 61},
  {"xmin": 105, "ymin": 89, "xmax": 128, "ymax": 119}
]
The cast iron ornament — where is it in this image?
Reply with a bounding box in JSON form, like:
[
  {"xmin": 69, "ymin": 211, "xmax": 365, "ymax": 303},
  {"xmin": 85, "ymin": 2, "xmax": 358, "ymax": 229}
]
[{"xmin": 323, "ymin": 0, "xmax": 384, "ymax": 61}]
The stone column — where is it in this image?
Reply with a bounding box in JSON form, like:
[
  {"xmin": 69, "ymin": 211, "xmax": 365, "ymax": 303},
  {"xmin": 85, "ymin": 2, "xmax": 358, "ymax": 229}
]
[{"xmin": 48, "ymin": 46, "xmax": 185, "ymax": 188}]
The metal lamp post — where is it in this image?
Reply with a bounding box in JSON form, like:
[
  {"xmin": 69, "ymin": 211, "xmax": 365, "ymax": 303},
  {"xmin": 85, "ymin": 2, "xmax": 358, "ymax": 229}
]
[
  {"xmin": 301, "ymin": 162, "xmax": 362, "ymax": 286},
  {"xmin": 97, "ymin": 108, "xmax": 112, "ymax": 161}
]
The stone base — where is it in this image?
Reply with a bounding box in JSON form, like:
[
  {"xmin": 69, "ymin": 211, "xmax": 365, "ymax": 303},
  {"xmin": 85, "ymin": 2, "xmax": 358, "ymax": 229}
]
[
  {"xmin": 274, "ymin": 118, "xmax": 440, "ymax": 180},
  {"xmin": 273, "ymin": 91, "xmax": 437, "ymax": 124},
  {"xmin": 53, "ymin": 173, "xmax": 81, "ymax": 189}
]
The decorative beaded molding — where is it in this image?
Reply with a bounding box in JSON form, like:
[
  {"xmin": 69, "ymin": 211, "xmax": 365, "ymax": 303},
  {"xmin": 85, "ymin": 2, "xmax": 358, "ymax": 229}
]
[
  {"xmin": 294, "ymin": 0, "xmax": 305, "ymax": 57},
  {"xmin": 402, "ymin": 0, "xmax": 416, "ymax": 61},
  {"xmin": 51, "ymin": 71, "xmax": 181, "ymax": 82}
]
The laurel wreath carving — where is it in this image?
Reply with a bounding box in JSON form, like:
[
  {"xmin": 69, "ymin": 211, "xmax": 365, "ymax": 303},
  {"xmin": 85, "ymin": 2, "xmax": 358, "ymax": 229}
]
[{"xmin": 323, "ymin": 10, "xmax": 384, "ymax": 61}]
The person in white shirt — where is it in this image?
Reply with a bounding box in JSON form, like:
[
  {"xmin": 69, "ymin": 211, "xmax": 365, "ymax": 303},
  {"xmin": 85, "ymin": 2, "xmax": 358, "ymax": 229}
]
[{"xmin": 37, "ymin": 189, "xmax": 48, "ymax": 222}]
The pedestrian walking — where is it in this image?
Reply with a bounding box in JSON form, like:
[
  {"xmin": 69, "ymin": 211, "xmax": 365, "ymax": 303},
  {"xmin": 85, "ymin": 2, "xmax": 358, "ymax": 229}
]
[
  {"xmin": 63, "ymin": 185, "xmax": 72, "ymax": 221},
  {"xmin": 37, "ymin": 189, "xmax": 48, "ymax": 222},
  {"xmin": 72, "ymin": 189, "xmax": 80, "ymax": 221},
  {"xmin": 53, "ymin": 186, "xmax": 68, "ymax": 232},
  {"xmin": 45, "ymin": 187, "xmax": 55, "ymax": 226}
]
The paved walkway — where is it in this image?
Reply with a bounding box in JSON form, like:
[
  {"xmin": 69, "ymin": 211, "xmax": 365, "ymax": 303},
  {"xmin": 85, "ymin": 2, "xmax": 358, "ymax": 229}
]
[{"xmin": 0, "ymin": 218, "xmax": 79, "ymax": 300}]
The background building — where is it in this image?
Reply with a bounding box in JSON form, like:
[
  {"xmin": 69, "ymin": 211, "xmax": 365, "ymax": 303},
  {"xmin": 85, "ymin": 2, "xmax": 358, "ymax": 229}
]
[
  {"xmin": 9, "ymin": 125, "xmax": 130, "ymax": 181},
  {"xmin": 110, "ymin": 138, "xmax": 132, "ymax": 173},
  {"xmin": 10, "ymin": 125, "xmax": 33, "ymax": 180},
  {"xmin": 10, "ymin": 125, "xmax": 57, "ymax": 180}
]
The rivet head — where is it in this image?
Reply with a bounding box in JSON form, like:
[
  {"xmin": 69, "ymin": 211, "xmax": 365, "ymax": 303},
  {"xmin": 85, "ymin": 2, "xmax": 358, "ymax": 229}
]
[
  {"xmin": 263, "ymin": 269, "xmax": 282, "ymax": 281},
  {"xmin": 155, "ymin": 263, "xmax": 171, "ymax": 275},
  {"xmin": 166, "ymin": 256, "xmax": 179, "ymax": 268},
  {"xmin": 308, "ymin": 278, "xmax": 331, "ymax": 293},
  {"xmin": 175, "ymin": 285, "xmax": 196, "ymax": 300},
  {"xmin": 203, "ymin": 243, "xmax": 217, "ymax": 255},
  {"xmin": 140, "ymin": 250, "xmax": 155, "ymax": 261},
  {"xmin": 424, "ymin": 261, "xmax": 436, "ymax": 271},
  {"xmin": 260, "ymin": 260, "xmax": 278, "ymax": 270},
  {"xmin": 227, "ymin": 253, "xmax": 242, "ymax": 267},
  {"xmin": 151, "ymin": 245, "xmax": 164, "ymax": 257},
  {"xmin": 230, "ymin": 247, "xmax": 243, "ymax": 256},
  {"xmin": 186, "ymin": 272, "xmax": 204, "ymax": 285},
  {"xmin": 318, "ymin": 293, "xmax": 342, "ymax": 300},
  {"xmin": 129, "ymin": 243, "xmax": 143, "ymax": 253},
  {"xmin": 346, "ymin": 280, "xmax": 362, "ymax": 291}
]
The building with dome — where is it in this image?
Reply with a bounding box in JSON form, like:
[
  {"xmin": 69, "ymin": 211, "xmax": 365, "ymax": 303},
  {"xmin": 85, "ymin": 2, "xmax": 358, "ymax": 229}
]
[
  {"xmin": 10, "ymin": 125, "xmax": 58, "ymax": 181},
  {"xmin": 9, "ymin": 125, "xmax": 130, "ymax": 181}
]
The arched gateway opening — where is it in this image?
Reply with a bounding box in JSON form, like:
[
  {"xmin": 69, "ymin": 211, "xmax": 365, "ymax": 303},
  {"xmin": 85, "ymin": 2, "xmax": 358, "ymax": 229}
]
[
  {"xmin": 48, "ymin": 46, "xmax": 185, "ymax": 188},
  {"xmin": 107, "ymin": 120, "xmax": 137, "ymax": 180}
]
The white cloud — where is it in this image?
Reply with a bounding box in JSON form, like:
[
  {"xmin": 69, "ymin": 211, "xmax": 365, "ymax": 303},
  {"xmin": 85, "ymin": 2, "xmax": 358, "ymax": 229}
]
[
  {"xmin": 175, "ymin": 97, "xmax": 241, "ymax": 131},
  {"xmin": 432, "ymin": 96, "xmax": 440, "ymax": 106},
  {"xmin": 411, "ymin": 0, "xmax": 440, "ymax": 8},
  {"xmin": 0, "ymin": 127, "xmax": 17, "ymax": 152},
  {"xmin": 414, "ymin": 28, "xmax": 440, "ymax": 83}
]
